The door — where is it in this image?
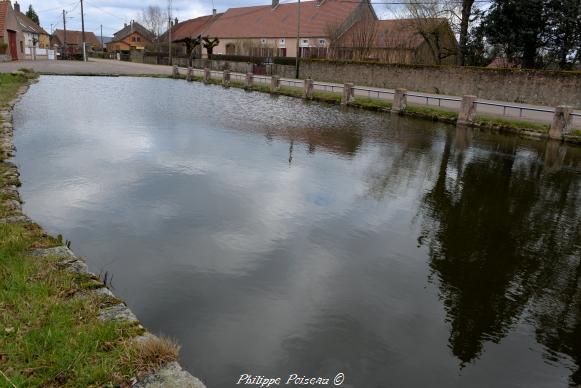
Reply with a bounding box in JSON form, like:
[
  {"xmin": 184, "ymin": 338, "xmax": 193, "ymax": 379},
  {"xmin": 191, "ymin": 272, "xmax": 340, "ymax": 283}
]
[{"xmin": 8, "ymin": 30, "xmax": 17, "ymax": 60}]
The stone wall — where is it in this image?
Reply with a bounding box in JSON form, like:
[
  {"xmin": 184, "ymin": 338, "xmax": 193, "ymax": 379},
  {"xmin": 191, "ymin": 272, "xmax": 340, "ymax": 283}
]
[
  {"xmin": 297, "ymin": 60, "xmax": 581, "ymax": 109},
  {"xmin": 192, "ymin": 59, "xmax": 253, "ymax": 74}
]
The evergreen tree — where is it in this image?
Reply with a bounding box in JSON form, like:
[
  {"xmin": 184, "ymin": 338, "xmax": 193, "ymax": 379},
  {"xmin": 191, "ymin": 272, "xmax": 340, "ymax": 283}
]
[
  {"xmin": 483, "ymin": 0, "xmax": 547, "ymax": 68},
  {"xmin": 25, "ymin": 4, "xmax": 40, "ymax": 25}
]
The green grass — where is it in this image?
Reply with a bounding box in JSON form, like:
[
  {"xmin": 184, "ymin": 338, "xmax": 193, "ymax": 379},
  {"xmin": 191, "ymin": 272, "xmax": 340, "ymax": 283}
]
[
  {"xmin": 403, "ymin": 105, "xmax": 459, "ymax": 121},
  {"xmin": 474, "ymin": 115, "xmax": 550, "ymax": 133},
  {"xmin": 0, "ymin": 73, "xmax": 36, "ymax": 108},
  {"xmin": 570, "ymin": 128, "xmax": 581, "ymax": 136},
  {"xmin": 277, "ymin": 85, "xmax": 303, "ymax": 98},
  {"xmin": 250, "ymin": 83, "xmax": 271, "ymax": 93},
  {"xmin": 312, "ymin": 90, "xmax": 342, "ymax": 104},
  {"xmin": 0, "ymin": 223, "xmax": 151, "ymax": 387},
  {"xmin": 351, "ymin": 96, "xmax": 392, "ymax": 110}
]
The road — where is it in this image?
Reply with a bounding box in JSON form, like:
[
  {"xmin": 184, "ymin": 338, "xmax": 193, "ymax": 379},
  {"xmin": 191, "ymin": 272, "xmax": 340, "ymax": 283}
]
[{"xmin": 2, "ymin": 58, "xmax": 580, "ymax": 128}]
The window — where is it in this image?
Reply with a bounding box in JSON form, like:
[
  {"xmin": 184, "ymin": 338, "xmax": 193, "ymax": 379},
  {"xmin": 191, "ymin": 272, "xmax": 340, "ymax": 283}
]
[
  {"xmin": 261, "ymin": 38, "xmax": 267, "ymax": 45},
  {"xmin": 279, "ymin": 38, "xmax": 285, "ymax": 47},
  {"xmin": 318, "ymin": 38, "xmax": 326, "ymax": 46},
  {"xmin": 137, "ymin": 37, "xmax": 141, "ymax": 42},
  {"xmin": 299, "ymin": 39, "xmax": 309, "ymax": 48}
]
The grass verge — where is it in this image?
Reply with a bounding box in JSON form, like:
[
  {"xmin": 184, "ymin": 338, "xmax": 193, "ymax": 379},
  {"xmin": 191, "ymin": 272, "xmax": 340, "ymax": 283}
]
[
  {"xmin": 474, "ymin": 115, "xmax": 550, "ymax": 133},
  {"xmin": 403, "ymin": 105, "xmax": 459, "ymax": 122},
  {"xmin": 351, "ymin": 96, "xmax": 392, "ymax": 111}
]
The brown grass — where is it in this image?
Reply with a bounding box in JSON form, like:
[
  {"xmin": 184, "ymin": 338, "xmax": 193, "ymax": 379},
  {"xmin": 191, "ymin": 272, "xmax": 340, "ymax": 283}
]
[{"xmin": 126, "ymin": 335, "xmax": 180, "ymax": 372}]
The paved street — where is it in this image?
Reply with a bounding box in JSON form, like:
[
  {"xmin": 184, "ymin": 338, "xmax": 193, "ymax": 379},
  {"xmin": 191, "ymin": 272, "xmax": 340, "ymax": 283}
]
[{"xmin": 1, "ymin": 58, "xmax": 580, "ymax": 128}]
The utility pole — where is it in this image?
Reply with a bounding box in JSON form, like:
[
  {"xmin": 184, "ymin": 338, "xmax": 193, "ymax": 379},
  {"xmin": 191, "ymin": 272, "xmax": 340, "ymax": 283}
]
[
  {"xmin": 168, "ymin": 0, "xmax": 173, "ymax": 66},
  {"xmin": 63, "ymin": 10, "xmax": 67, "ymax": 59},
  {"xmin": 100, "ymin": 24, "xmax": 103, "ymax": 51},
  {"xmin": 80, "ymin": 0, "xmax": 87, "ymax": 61},
  {"xmin": 295, "ymin": 0, "xmax": 301, "ymax": 79}
]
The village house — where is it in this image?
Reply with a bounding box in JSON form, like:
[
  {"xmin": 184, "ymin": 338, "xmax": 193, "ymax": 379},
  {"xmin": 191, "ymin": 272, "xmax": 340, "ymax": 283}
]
[
  {"xmin": 203, "ymin": 0, "xmax": 374, "ymax": 59},
  {"xmin": 0, "ymin": 0, "xmax": 24, "ymax": 61},
  {"xmin": 107, "ymin": 21, "xmax": 153, "ymax": 53},
  {"xmin": 170, "ymin": 0, "xmax": 457, "ymax": 65},
  {"xmin": 51, "ymin": 29, "xmax": 102, "ymax": 57},
  {"xmin": 12, "ymin": 1, "xmax": 50, "ymax": 60}
]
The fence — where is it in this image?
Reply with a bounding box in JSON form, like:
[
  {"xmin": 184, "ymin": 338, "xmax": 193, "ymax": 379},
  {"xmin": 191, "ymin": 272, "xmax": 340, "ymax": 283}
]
[{"xmin": 178, "ymin": 66, "xmax": 580, "ymax": 139}]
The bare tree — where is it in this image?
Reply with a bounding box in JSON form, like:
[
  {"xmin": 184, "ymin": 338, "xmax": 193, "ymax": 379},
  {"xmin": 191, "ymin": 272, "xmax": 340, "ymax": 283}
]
[
  {"xmin": 326, "ymin": 13, "xmax": 377, "ymax": 61},
  {"xmin": 349, "ymin": 13, "xmax": 378, "ymax": 60},
  {"xmin": 399, "ymin": 1, "xmax": 458, "ymax": 64},
  {"xmin": 325, "ymin": 21, "xmax": 344, "ymax": 59},
  {"xmin": 141, "ymin": 6, "xmax": 167, "ymax": 50},
  {"xmin": 203, "ymin": 37, "xmax": 220, "ymax": 59}
]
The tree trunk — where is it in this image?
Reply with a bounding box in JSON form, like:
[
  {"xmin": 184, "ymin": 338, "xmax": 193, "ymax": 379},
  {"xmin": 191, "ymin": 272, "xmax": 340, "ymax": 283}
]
[{"xmin": 458, "ymin": 0, "xmax": 475, "ymax": 66}]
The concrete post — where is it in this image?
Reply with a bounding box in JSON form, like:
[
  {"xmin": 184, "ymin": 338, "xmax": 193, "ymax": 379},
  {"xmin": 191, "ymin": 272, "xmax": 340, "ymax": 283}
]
[
  {"xmin": 549, "ymin": 105, "xmax": 573, "ymax": 140},
  {"xmin": 186, "ymin": 67, "xmax": 193, "ymax": 82},
  {"xmin": 341, "ymin": 83, "xmax": 354, "ymax": 105},
  {"xmin": 223, "ymin": 70, "xmax": 231, "ymax": 88},
  {"xmin": 172, "ymin": 65, "xmax": 180, "ymax": 79},
  {"xmin": 270, "ymin": 75, "xmax": 280, "ymax": 93},
  {"xmin": 457, "ymin": 95, "xmax": 477, "ymax": 125},
  {"xmin": 392, "ymin": 88, "xmax": 407, "ymax": 113},
  {"xmin": 245, "ymin": 73, "xmax": 254, "ymax": 89},
  {"xmin": 303, "ymin": 78, "xmax": 314, "ymax": 99},
  {"xmin": 203, "ymin": 68, "xmax": 211, "ymax": 84}
]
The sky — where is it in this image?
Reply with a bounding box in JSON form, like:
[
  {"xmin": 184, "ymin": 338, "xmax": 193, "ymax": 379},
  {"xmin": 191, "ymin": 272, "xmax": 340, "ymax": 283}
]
[{"xmin": 21, "ymin": 0, "xmax": 388, "ymax": 38}]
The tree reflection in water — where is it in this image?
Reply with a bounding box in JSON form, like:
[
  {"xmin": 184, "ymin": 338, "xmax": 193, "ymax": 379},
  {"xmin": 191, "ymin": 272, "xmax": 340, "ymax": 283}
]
[{"xmin": 419, "ymin": 129, "xmax": 581, "ymax": 385}]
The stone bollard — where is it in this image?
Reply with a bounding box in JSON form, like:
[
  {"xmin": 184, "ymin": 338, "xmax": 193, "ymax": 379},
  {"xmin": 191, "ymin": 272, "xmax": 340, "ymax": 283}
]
[
  {"xmin": 270, "ymin": 76, "xmax": 280, "ymax": 93},
  {"xmin": 549, "ymin": 105, "xmax": 573, "ymax": 140},
  {"xmin": 245, "ymin": 73, "xmax": 254, "ymax": 89},
  {"xmin": 223, "ymin": 70, "xmax": 231, "ymax": 88},
  {"xmin": 457, "ymin": 95, "xmax": 477, "ymax": 125},
  {"xmin": 172, "ymin": 65, "xmax": 180, "ymax": 79},
  {"xmin": 186, "ymin": 67, "xmax": 193, "ymax": 82},
  {"xmin": 392, "ymin": 88, "xmax": 407, "ymax": 113},
  {"xmin": 303, "ymin": 78, "xmax": 314, "ymax": 99},
  {"xmin": 341, "ymin": 83, "xmax": 354, "ymax": 105},
  {"xmin": 203, "ymin": 68, "xmax": 211, "ymax": 84}
]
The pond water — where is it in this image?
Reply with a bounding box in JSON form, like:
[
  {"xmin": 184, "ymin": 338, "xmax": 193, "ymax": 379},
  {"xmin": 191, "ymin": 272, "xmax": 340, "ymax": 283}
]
[{"xmin": 13, "ymin": 76, "xmax": 581, "ymax": 387}]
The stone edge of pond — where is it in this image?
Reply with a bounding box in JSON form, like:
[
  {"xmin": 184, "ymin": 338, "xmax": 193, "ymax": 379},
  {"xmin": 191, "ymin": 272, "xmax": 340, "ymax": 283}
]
[{"xmin": 1, "ymin": 80, "xmax": 207, "ymax": 388}]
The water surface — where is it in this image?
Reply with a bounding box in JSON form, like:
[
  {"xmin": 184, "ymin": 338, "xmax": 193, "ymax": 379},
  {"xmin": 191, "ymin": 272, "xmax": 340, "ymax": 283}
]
[{"xmin": 13, "ymin": 76, "xmax": 581, "ymax": 387}]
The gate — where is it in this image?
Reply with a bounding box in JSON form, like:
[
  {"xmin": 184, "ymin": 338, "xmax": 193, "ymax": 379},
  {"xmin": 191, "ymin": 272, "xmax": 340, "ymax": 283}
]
[
  {"xmin": 8, "ymin": 30, "xmax": 17, "ymax": 60},
  {"xmin": 253, "ymin": 64, "xmax": 266, "ymax": 75}
]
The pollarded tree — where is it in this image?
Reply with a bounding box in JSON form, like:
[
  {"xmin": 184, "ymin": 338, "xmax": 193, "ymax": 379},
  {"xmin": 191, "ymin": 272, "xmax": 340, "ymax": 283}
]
[
  {"xmin": 175, "ymin": 36, "xmax": 202, "ymax": 67},
  {"xmin": 203, "ymin": 37, "xmax": 220, "ymax": 59}
]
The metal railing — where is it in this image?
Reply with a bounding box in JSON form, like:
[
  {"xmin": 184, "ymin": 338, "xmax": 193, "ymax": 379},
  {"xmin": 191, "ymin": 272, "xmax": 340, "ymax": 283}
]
[
  {"xmin": 313, "ymin": 82, "xmax": 342, "ymax": 93},
  {"xmin": 353, "ymin": 87, "xmax": 394, "ymax": 99},
  {"xmin": 406, "ymin": 92, "xmax": 460, "ymax": 107},
  {"xmin": 475, "ymin": 100, "xmax": 554, "ymax": 118}
]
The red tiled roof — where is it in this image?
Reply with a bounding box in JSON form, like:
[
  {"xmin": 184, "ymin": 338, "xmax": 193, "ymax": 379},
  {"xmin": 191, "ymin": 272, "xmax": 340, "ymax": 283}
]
[
  {"xmin": 170, "ymin": 14, "xmax": 219, "ymax": 41},
  {"xmin": 205, "ymin": 0, "xmax": 365, "ymax": 39},
  {"xmin": 53, "ymin": 29, "xmax": 102, "ymax": 47},
  {"xmin": 15, "ymin": 10, "xmax": 48, "ymax": 35},
  {"xmin": 0, "ymin": 1, "xmax": 9, "ymax": 37}
]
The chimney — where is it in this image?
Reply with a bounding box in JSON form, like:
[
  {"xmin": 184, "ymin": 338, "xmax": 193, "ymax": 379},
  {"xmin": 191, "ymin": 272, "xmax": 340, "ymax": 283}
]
[
  {"xmin": 175, "ymin": 17, "xmax": 178, "ymax": 25},
  {"xmin": 272, "ymin": 0, "xmax": 279, "ymax": 9},
  {"xmin": 14, "ymin": 1, "xmax": 20, "ymax": 13},
  {"xmin": 212, "ymin": 9, "xmax": 217, "ymax": 16}
]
